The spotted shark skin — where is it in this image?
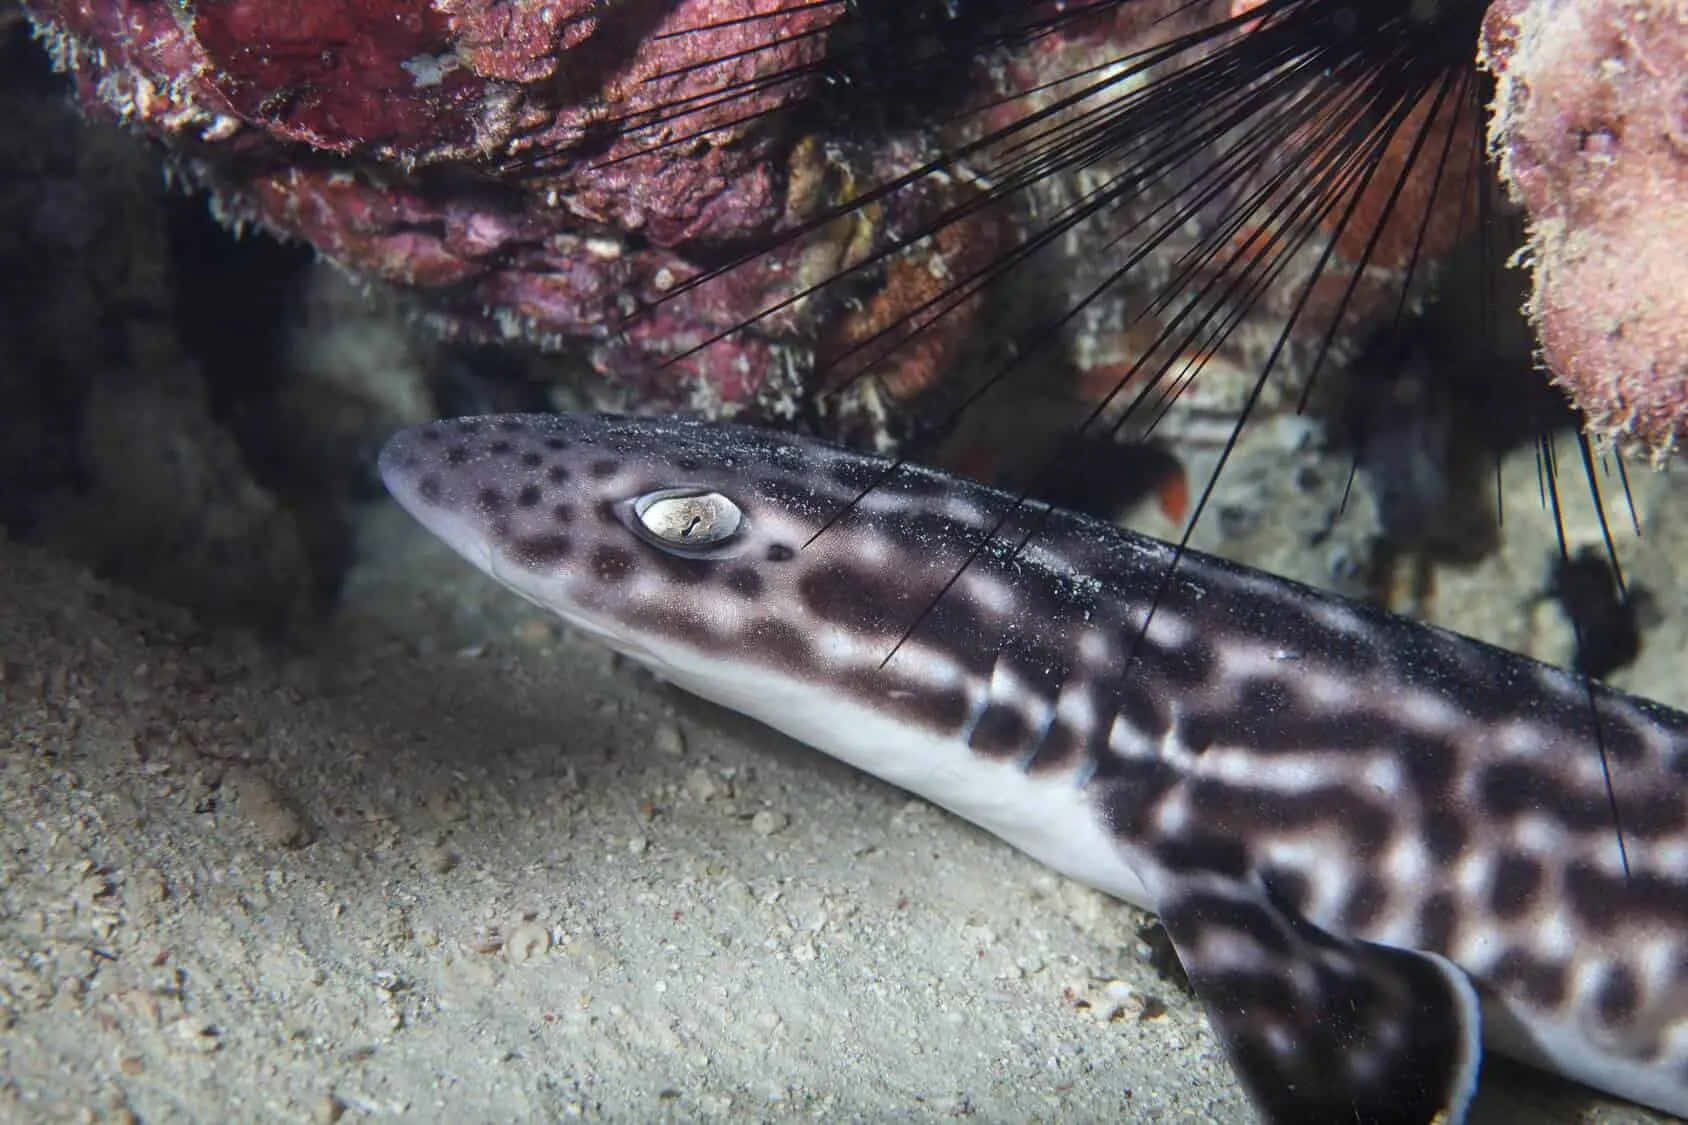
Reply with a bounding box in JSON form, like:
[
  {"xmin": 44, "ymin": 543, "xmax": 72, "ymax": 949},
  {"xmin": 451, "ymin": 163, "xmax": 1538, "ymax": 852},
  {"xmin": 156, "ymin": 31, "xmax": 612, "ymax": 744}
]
[{"xmin": 379, "ymin": 412, "xmax": 1688, "ymax": 1123}]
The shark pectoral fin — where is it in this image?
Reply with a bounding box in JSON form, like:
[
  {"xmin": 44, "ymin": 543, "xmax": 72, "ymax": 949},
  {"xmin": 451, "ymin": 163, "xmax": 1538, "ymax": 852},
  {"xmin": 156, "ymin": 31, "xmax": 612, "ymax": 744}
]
[{"xmin": 1156, "ymin": 877, "xmax": 1482, "ymax": 1125}]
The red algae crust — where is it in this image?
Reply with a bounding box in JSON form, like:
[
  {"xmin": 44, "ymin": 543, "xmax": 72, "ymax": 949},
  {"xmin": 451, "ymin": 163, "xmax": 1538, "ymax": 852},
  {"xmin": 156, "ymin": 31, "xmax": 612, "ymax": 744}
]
[
  {"xmin": 21, "ymin": 0, "xmax": 853, "ymax": 408},
  {"xmin": 1482, "ymin": 0, "xmax": 1688, "ymax": 459},
  {"xmin": 21, "ymin": 0, "xmax": 1446, "ymax": 430},
  {"xmin": 24, "ymin": 1, "xmax": 1529, "ymax": 433}
]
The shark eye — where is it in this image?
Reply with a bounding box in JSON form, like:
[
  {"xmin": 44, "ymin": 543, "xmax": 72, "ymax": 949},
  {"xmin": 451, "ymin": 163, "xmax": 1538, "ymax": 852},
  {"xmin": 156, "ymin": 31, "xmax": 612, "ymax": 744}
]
[{"xmin": 630, "ymin": 488, "xmax": 744, "ymax": 552}]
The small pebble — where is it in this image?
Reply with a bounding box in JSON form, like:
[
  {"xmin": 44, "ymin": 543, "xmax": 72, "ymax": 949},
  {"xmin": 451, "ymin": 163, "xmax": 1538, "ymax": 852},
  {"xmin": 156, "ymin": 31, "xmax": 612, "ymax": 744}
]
[
  {"xmin": 168, "ymin": 1016, "xmax": 221, "ymax": 1053},
  {"xmin": 1101, "ymin": 979, "xmax": 1145, "ymax": 1021},
  {"xmin": 426, "ymin": 788, "xmax": 470, "ymax": 824},
  {"xmin": 420, "ymin": 844, "xmax": 458, "ymax": 874},
  {"xmin": 683, "ymin": 769, "xmax": 727, "ymax": 802},
  {"xmin": 505, "ymin": 922, "xmax": 551, "ymax": 964},
  {"xmin": 628, "ymin": 835, "xmax": 649, "ymax": 856},
  {"xmin": 749, "ymin": 810, "xmax": 788, "ymax": 837},
  {"xmin": 228, "ymin": 768, "xmax": 316, "ymax": 849},
  {"xmin": 513, "ymin": 618, "xmax": 558, "ymax": 645},
  {"xmin": 133, "ymin": 868, "xmax": 168, "ymax": 905},
  {"xmin": 652, "ymin": 724, "xmax": 686, "ymax": 756}
]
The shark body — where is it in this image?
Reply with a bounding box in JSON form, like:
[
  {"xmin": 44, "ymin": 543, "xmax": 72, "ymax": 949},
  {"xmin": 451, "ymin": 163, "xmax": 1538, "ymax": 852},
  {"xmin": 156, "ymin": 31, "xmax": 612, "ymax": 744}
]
[{"xmin": 379, "ymin": 412, "xmax": 1688, "ymax": 1123}]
